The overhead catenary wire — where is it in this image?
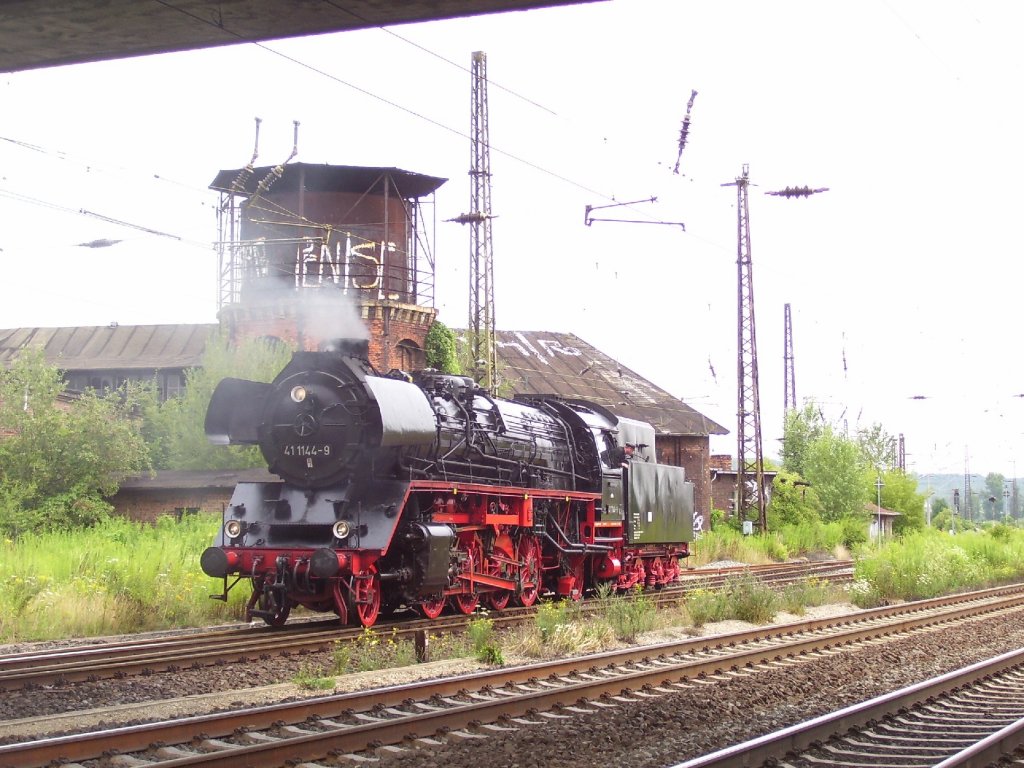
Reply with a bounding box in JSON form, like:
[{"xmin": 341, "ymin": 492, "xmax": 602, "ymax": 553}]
[
  {"xmin": 0, "ymin": 188, "xmax": 207, "ymax": 247},
  {"xmin": 151, "ymin": 0, "xmax": 617, "ymax": 204},
  {"xmin": 0, "ymin": 135, "xmax": 217, "ymax": 197},
  {"xmin": 2, "ymin": 2, "xmax": 704, "ymax": 244},
  {"xmin": 321, "ymin": 0, "xmax": 559, "ymax": 116}
]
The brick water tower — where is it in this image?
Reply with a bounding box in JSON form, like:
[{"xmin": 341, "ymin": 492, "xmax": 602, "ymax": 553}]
[{"xmin": 210, "ymin": 162, "xmax": 446, "ymax": 372}]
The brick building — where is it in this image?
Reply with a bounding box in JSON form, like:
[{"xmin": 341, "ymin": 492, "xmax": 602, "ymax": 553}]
[{"xmin": 709, "ymin": 454, "xmax": 777, "ymax": 521}]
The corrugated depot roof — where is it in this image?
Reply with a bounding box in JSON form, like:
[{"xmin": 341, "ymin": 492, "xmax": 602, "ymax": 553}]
[
  {"xmin": 494, "ymin": 330, "xmax": 728, "ymax": 437},
  {"xmin": 0, "ymin": 324, "xmax": 217, "ymax": 371},
  {"xmin": 0, "ymin": 323, "xmax": 726, "ymax": 437}
]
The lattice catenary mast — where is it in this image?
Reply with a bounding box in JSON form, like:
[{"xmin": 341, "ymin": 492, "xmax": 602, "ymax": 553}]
[
  {"xmin": 783, "ymin": 303, "xmax": 796, "ymax": 422},
  {"xmin": 463, "ymin": 50, "xmax": 497, "ymax": 391},
  {"xmin": 724, "ymin": 171, "xmax": 828, "ymax": 532},
  {"xmin": 722, "ymin": 165, "xmax": 767, "ymax": 532}
]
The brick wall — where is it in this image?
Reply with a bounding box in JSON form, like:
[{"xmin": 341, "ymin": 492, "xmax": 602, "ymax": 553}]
[
  {"xmin": 655, "ymin": 435, "xmax": 712, "ymax": 532},
  {"xmin": 361, "ymin": 302, "xmax": 435, "ymax": 371},
  {"xmin": 710, "ymin": 454, "xmax": 733, "ymax": 471},
  {"xmin": 220, "ymin": 299, "xmax": 435, "ymax": 372},
  {"xmin": 109, "ymin": 488, "xmax": 232, "ymax": 524},
  {"xmin": 710, "ymin": 471, "xmax": 738, "ymax": 517}
]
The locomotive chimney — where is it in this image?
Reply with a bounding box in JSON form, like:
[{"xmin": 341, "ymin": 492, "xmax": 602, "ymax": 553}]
[{"xmin": 321, "ymin": 337, "xmax": 370, "ymax": 359}]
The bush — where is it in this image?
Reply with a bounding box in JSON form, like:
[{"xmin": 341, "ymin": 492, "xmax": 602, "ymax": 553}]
[
  {"xmin": 0, "ymin": 348, "xmax": 151, "ymax": 529},
  {"xmin": 850, "ymin": 527, "xmax": 1024, "ymax": 606},
  {"xmin": 424, "ymin": 321, "xmax": 461, "ymax": 374}
]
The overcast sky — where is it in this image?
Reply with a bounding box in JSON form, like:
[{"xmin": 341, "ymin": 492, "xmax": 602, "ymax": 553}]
[{"xmin": 1, "ymin": 0, "xmax": 1021, "ymax": 481}]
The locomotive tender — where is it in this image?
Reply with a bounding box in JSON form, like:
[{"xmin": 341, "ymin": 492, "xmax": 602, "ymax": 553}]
[{"xmin": 200, "ymin": 337, "xmax": 694, "ymax": 627}]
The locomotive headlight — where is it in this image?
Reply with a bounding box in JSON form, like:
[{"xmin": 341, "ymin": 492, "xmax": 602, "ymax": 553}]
[
  {"xmin": 224, "ymin": 519, "xmax": 243, "ymax": 539},
  {"xmin": 290, "ymin": 385, "xmax": 307, "ymax": 403},
  {"xmin": 332, "ymin": 520, "xmax": 351, "ymax": 540}
]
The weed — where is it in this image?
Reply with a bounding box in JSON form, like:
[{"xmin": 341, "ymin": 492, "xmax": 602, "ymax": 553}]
[
  {"xmin": 467, "ymin": 616, "xmax": 504, "ymax": 665},
  {"xmin": 535, "ymin": 599, "xmax": 580, "ymax": 642},
  {"xmin": 602, "ymin": 587, "xmax": 657, "ymax": 642},
  {"xmin": 425, "ymin": 631, "xmax": 471, "ymax": 660},
  {"xmin": 780, "ymin": 577, "xmax": 836, "ymax": 614},
  {"xmin": 723, "ymin": 573, "xmax": 778, "ymax": 624},
  {"xmin": 684, "ymin": 588, "xmax": 728, "ymax": 627},
  {"xmin": 292, "ymin": 662, "xmax": 336, "ymax": 690},
  {"xmin": 333, "ymin": 626, "xmax": 417, "ymax": 674}
]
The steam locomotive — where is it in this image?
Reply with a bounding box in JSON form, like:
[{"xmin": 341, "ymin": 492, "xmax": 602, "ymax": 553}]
[{"xmin": 200, "ymin": 338, "xmax": 694, "ymax": 627}]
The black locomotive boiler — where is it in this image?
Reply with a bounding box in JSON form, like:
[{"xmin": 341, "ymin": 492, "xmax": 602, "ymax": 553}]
[{"xmin": 200, "ymin": 338, "xmax": 694, "ymax": 627}]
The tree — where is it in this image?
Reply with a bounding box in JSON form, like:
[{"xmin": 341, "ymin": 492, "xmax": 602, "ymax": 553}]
[
  {"xmin": 984, "ymin": 472, "xmax": 1007, "ymax": 519},
  {"xmin": 856, "ymin": 422, "xmax": 896, "ymax": 470},
  {"xmin": 424, "ymin": 321, "xmax": 461, "ymax": 374},
  {"xmin": 768, "ymin": 469, "xmax": 823, "ymax": 527},
  {"xmin": 781, "ymin": 402, "xmax": 873, "ymax": 523},
  {"xmin": 930, "ymin": 496, "xmax": 949, "ymax": 523},
  {"xmin": 780, "ymin": 402, "xmax": 828, "ymax": 477},
  {"xmin": 0, "ymin": 347, "xmax": 151, "ymax": 536},
  {"xmin": 142, "ymin": 332, "xmax": 293, "ymax": 471},
  {"xmin": 801, "ymin": 425, "xmax": 867, "ymax": 521}
]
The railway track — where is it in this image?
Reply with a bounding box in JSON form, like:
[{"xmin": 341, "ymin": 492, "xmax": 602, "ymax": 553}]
[
  {"xmin": 674, "ymin": 645, "xmax": 1024, "ymax": 767},
  {"xmin": 0, "ymin": 559, "xmax": 853, "ymax": 692},
  {"xmin": 3, "ymin": 581, "xmax": 1020, "ymax": 768}
]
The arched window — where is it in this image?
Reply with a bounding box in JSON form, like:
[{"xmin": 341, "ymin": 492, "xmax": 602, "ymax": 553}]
[{"xmin": 396, "ymin": 339, "xmax": 423, "ymax": 371}]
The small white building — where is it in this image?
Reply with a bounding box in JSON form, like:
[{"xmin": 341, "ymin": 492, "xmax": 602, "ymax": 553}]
[{"xmin": 866, "ymin": 503, "xmax": 901, "ymax": 539}]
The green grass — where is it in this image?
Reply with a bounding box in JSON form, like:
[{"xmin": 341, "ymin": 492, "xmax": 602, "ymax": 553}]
[
  {"xmin": 6, "ymin": 511, "xmax": 1024, "ymax": 665},
  {"xmin": 851, "ymin": 527, "xmax": 1024, "ymax": 607},
  {"xmin": 0, "ymin": 513, "xmax": 245, "ymax": 642},
  {"xmin": 690, "ymin": 522, "xmax": 853, "ymax": 568}
]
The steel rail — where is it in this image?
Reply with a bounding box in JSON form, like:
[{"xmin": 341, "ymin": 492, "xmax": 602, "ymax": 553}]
[
  {"xmin": 4, "ymin": 584, "xmax": 1024, "ymax": 768},
  {"xmin": 670, "ymin": 646, "xmax": 1024, "ymax": 768}
]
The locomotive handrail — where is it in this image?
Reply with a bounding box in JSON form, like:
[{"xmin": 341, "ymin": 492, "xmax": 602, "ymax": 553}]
[
  {"xmin": 541, "ymin": 529, "xmax": 611, "ymax": 553},
  {"xmin": 543, "ymin": 506, "xmax": 612, "ymax": 554}
]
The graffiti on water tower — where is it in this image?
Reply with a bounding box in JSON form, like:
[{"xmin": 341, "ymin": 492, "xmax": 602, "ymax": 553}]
[
  {"xmin": 296, "ymin": 236, "xmax": 398, "ymax": 292},
  {"xmin": 236, "ymin": 233, "xmax": 405, "ymax": 300}
]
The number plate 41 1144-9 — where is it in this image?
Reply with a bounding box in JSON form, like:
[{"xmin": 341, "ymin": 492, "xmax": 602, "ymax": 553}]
[{"xmin": 283, "ymin": 444, "xmax": 332, "ymax": 457}]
